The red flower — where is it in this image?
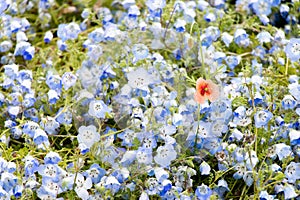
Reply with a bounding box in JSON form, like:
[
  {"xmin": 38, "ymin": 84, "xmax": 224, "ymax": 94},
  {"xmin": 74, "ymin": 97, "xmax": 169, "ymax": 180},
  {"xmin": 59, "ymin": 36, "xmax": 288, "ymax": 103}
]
[{"xmin": 194, "ymin": 78, "xmax": 219, "ymax": 104}]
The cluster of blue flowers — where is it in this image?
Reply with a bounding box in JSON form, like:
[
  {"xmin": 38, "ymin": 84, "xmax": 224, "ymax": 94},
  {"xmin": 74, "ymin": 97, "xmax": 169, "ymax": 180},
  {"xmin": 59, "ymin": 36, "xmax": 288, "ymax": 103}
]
[{"xmin": 0, "ymin": 0, "xmax": 300, "ymax": 199}]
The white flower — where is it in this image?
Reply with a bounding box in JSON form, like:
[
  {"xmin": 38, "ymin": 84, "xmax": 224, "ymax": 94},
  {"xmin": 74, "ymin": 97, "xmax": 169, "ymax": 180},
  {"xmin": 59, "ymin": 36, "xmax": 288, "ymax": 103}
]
[{"xmin": 77, "ymin": 125, "xmax": 100, "ymax": 148}]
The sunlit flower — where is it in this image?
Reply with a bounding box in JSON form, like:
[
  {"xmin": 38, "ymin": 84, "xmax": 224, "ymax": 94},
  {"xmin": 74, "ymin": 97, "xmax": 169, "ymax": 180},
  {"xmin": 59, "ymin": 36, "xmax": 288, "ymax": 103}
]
[{"xmin": 194, "ymin": 78, "xmax": 219, "ymax": 104}]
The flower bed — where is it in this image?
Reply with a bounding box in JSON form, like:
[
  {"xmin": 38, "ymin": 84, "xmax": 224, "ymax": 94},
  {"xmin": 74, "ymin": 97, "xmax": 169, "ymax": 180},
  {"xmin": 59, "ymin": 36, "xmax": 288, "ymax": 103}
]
[{"xmin": 0, "ymin": 0, "xmax": 300, "ymax": 199}]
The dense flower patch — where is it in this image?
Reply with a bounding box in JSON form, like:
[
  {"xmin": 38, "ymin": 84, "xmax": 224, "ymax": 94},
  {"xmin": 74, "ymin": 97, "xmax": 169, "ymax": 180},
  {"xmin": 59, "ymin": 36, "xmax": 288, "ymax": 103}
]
[{"xmin": 0, "ymin": 0, "xmax": 300, "ymax": 199}]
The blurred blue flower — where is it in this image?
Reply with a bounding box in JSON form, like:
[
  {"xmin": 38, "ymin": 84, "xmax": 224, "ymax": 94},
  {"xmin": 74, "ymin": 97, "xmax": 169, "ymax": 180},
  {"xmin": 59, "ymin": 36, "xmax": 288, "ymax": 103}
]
[
  {"xmin": 285, "ymin": 38, "xmax": 300, "ymax": 62},
  {"xmin": 254, "ymin": 110, "xmax": 273, "ymax": 128}
]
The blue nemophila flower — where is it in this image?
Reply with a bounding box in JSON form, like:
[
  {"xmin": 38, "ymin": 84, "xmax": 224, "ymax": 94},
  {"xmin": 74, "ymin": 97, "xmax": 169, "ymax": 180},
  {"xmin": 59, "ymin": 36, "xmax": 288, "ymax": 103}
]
[
  {"xmin": 118, "ymin": 129, "xmax": 136, "ymax": 147},
  {"xmin": 39, "ymin": 177, "xmax": 63, "ymax": 197},
  {"xmin": 275, "ymin": 143, "xmax": 293, "ymax": 161},
  {"xmin": 195, "ymin": 184, "xmax": 212, "ymax": 200},
  {"xmin": 88, "ymin": 99, "xmax": 112, "ymax": 118},
  {"xmin": 44, "ymin": 152, "xmax": 61, "ymax": 165},
  {"xmin": 127, "ymin": 67, "xmax": 159, "ymax": 90},
  {"xmin": 87, "ymin": 44, "xmax": 103, "ymax": 61},
  {"xmin": 280, "ymin": 4, "xmax": 289, "ymax": 18},
  {"xmin": 204, "ymin": 10, "xmax": 217, "ymax": 22},
  {"xmin": 62, "ymin": 72, "xmax": 77, "ymax": 90},
  {"xmin": 88, "ymin": 28, "xmax": 104, "ymax": 43},
  {"xmin": 289, "ymin": 129, "xmax": 300, "ymax": 145},
  {"xmin": 154, "ymin": 144, "xmax": 177, "ymax": 167},
  {"xmin": 57, "ymin": 40, "xmax": 67, "ymax": 51},
  {"xmin": 284, "ymin": 161, "xmax": 300, "ymax": 183},
  {"xmin": 40, "ymin": 116, "xmax": 59, "ymax": 135},
  {"xmin": 174, "ymin": 19, "xmax": 186, "ymax": 33},
  {"xmin": 234, "ymin": 29, "xmax": 250, "ymax": 47},
  {"xmin": 77, "ymin": 125, "xmax": 100, "ymax": 149},
  {"xmin": 120, "ymin": 150, "xmax": 136, "ymax": 166},
  {"xmin": 225, "ymin": 56, "xmax": 241, "ymax": 70},
  {"xmin": 243, "ymin": 171, "xmax": 253, "ymax": 186},
  {"xmin": 128, "ymin": 5, "xmax": 140, "ymax": 18},
  {"xmin": 283, "ymin": 183, "xmax": 298, "ymax": 199},
  {"xmin": 22, "ymin": 121, "xmax": 40, "ymax": 138},
  {"xmin": 84, "ymin": 164, "xmax": 106, "ymax": 184},
  {"xmin": 221, "ymin": 32, "xmax": 233, "ymax": 47},
  {"xmin": 233, "ymin": 163, "xmax": 246, "ymax": 179},
  {"xmin": 289, "ymin": 83, "xmax": 300, "ymax": 101},
  {"xmin": 146, "ymin": 0, "xmax": 166, "ymax": 18},
  {"xmin": 33, "ymin": 128, "xmax": 49, "ymax": 146},
  {"xmin": 1, "ymin": 172, "xmax": 17, "ymax": 193},
  {"xmin": 47, "ymin": 89, "xmax": 60, "ymax": 104},
  {"xmin": 200, "ymin": 161, "xmax": 211, "ymax": 175},
  {"xmin": 56, "ymin": 108, "xmax": 72, "ymax": 125},
  {"xmin": 252, "ymin": 0, "xmax": 272, "ymax": 16},
  {"xmin": 254, "ymin": 110, "xmax": 273, "ymax": 128},
  {"xmin": 24, "ymin": 155, "xmax": 39, "ymax": 177},
  {"xmin": 285, "ymin": 38, "xmax": 300, "ymax": 62},
  {"xmin": 256, "ymin": 31, "xmax": 273, "ymax": 44},
  {"xmin": 57, "ymin": 22, "xmax": 81, "ymax": 41},
  {"xmin": 74, "ymin": 173, "xmax": 92, "ymax": 200},
  {"xmin": 44, "ymin": 31, "xmax": 53, "ymax": 44},
  {"xmin": 104, "ymin": 175, "xmax": 121, "ymax": 194},
  {"xmin": 38, "ymin": 164, "xmax": 61, "ymax": 182},
  {"xmin": 132, "ymin": 43, "xmax": 149, "ymax": 62},
  {"xmin": 14, "ymin": 41, "xmax": 30, "ymax": 56},
  {"xmin": 0, "ymin": 0, "xmax": 10, "ymax": 15},
  {"xmin": 46, "ymin": 72, "xmax": 62, "ymax": 91},
  {"xmin": 281, "ymin": 95, "xmax": 297, "ymax": 110},
  {"xmin": 136, "ymin": 147, "xmax": 152, "ymax": 164},
  {"xmin": 0, "ymin": 40, "xmax": 13, "ymax": 52}
]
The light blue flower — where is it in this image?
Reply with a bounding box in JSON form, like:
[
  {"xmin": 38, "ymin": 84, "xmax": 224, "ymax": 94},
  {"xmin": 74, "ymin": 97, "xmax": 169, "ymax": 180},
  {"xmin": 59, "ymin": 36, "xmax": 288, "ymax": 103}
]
[
  {"xmin": 195, "ymin": 184, "xmax": 212, "ymax": 200},
  {"xmin": 283, "ymin": 184, "xmax": 298, "ymax": 199},
  {"xmin": 88, "ymin": 99, "xmax": 111, "ymax": 119},
  {"xmin": 104, "ymin": 176, "xmax": 121, "ymax": 194},
  {"xmin": 154, "ymin": 144, "xmax": 177, "ymax": 167},
  {"xmin": 285, "ymin": 38, "xmax": 300, "ymax": 62},
  {"xmin": 136, "ymin": 147, "xmax": 152, "ymax": 164},
  {"xmin": 40, "ymin": 116, "xmax": 59, "ymax": 135},
  {"xmin": 62, "ymin": 72, "xmax": 77, "ymax": 90},
  {"xmin": 275, "ymin": 143, "xmax": 293, "ymax": 161},
  {"xmin": 281, "ymin": 95, "xmax": 297, "ymax": 110},
  {"xmin": 77, "ymin": 125, "xmax": 100, "ymax": 149},
  {"xmin": 254, "ymin": 110, "xmax": 273, "ymax": 128},
  {"xmin": 200, "ymin": 161, "xmax": 211, "ymax": 175},
  {"xmin": 74, "ymin": 173, "xmax": 92, "ymax": 200},
  {"xmin": 284, "ymin": 161, "xmax": 300, "ymax": 183},
  {"xmin": 84, "ymin": 164, "xmax": 106, "ymax": 184},
  {"xmin": 259, "ymin": 190, "xmax": 275, "ymax": 200},
  {"xmin": 132, "ymin": 43, "xmax": 149, "ymax": 62},
  {"xmin": 1, "ymin": 172, "xmax": 17, "ymax": 192},
  {"xmin": 252, "ymin": 0, "xmax": 272, "ymax": 16},
  {"xmin": 44, "ymin": 152, "xmax": 61, "ymax": 165},
  {"xmin": 289, "ymin": 129, "xmax": 300, "ymax": 145},
  {"xmin": 288, "ymin": 83, "xmax": 300, "ymax": 101}
]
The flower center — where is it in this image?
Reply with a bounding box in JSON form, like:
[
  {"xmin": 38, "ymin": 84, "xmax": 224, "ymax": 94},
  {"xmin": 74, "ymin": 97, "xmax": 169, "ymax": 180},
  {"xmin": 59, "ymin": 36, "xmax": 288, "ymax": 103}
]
[{"xmin": 199, "ymin": 83, "xmax": 210, "ymax": 96}]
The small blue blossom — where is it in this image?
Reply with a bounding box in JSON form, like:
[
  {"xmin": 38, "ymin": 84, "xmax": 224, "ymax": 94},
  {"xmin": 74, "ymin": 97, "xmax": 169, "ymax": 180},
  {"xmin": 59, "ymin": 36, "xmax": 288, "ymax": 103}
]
[
  {"xmin": 195, "ymin": 184, "xmax": 212, "ymax": 200},
  {"xmin": 132, "ymin": 43, "xmax": 149, "ymax": 62},
  {"xmin": 284, "ymin": 162, "xmax": 300, "ymax": 183},
  {"xmin": 44, "ymin": 31, "xmax": 53, "ymax": 44},
  {"xmin": 282, "ymin": 95, "xmax": 297, "ymax": 110},
  {"xmin": 77, "ymin": 125, "xmax": 100, "ymax": 149},
  {"xmin": 88, "ymin": 99, "xmax": 112, "ymax": 118},
  {"xmin": 154, "ymin": 144, "xmax": 177, "ymax": 167},
  {"xmin": 285, "ymin": 38, "xmax": 300, "ymax": 62},
  {"xmin": 254, "ymin": 110, "xmax": 273, "ymax": 128},
  {"xmin": 200, "ymin": 161, "xmax": 211, "ymax": 175}
]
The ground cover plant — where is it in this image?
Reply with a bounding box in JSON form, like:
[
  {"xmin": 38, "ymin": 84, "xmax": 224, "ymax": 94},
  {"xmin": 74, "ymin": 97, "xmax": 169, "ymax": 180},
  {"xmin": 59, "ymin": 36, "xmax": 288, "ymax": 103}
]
[{"xmin": 0, "ymin": 0, "xmax": 300, "ymax": 199}]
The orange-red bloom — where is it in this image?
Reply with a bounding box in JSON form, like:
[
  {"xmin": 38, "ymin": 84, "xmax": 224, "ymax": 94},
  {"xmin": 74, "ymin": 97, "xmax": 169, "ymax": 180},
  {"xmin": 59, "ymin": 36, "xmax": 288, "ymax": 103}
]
[{"xmin": 194, "ymin": 78, "xmax": 219, "ymax": 104}]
